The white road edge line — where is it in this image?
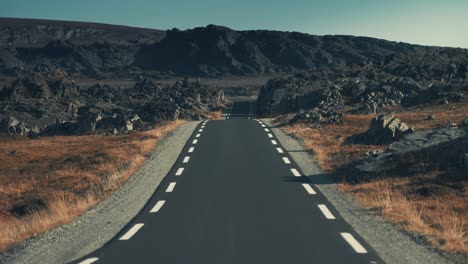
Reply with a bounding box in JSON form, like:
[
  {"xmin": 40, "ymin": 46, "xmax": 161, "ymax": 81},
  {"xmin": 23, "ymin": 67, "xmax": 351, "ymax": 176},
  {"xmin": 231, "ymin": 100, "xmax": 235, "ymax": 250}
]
[
  {"xmin": 78, "ymin": 258, "xmax": 99, "ymax": 264},
  {"xmin": 193, "ymin": 139, "xmax": 198, "ymax": 144},
  {"xmin": 175, "ymin": 167, "xmax": 184, "ymax": 176},
  {"xmin": 267, "ymin": 133, "xmax": 273, "ymax": 138},
  {"xmin": 290, "ymin": 168, "xmax": 301, "ymax": 177},
  {"xmin": 302, "ymin": 183, "xmax": 316, "ymax": 194},
  {"xmin": 119, "ymin": 223, "xmax": 144, "ymax": 240},
  {"xmin": 150, "ymin": 200, "xmax": 166, "ymax": 213},
  {"xmin": 276, "ymin": 147, "xmax": 284, "ymax": 153},
  {"xmin": 271, "ymin": 140, "xmax": 277, "ymax": 145},
  {"xmin": 183, "ymin": 156, "xmax": 190, "ymax": 163},
  {"xmin": 282, "ymin": 157, "xmax": 291, "ymax": 164},
  {"xmin": 341, "ymin": 233, "xmax": 368, "ymax": 254},
  {"xmin": 188, "ymin": 147, "xmax": 194, "ymax": 153},
  {"xmin": 166, "ymin": 182, "xmax": 176, "ymax": 192},
  {"xmin": 318, "ymin": 204, "xmax": 336, "ymax": 219}
]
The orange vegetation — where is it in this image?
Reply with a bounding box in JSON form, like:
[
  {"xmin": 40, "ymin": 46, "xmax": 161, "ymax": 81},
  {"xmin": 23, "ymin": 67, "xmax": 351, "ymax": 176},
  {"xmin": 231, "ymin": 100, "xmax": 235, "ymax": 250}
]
[
  {"xmin": 0, "ymin": 120, "xmax": 185, "ymax": 251},
  {"xmin": 282, "ymin": 100, "xmax": 468, "ymax": 254}
]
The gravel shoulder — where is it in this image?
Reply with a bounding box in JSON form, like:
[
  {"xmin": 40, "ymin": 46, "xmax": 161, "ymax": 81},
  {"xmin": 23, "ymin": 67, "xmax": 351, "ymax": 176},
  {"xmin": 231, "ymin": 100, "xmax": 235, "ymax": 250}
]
[
  {"xmin": 263, "ymin": 118, "xmax": 457, "ymax": 264},
  {"xmin": 0, "ymin": 121, "xmax": 200, "ymax": 264}
]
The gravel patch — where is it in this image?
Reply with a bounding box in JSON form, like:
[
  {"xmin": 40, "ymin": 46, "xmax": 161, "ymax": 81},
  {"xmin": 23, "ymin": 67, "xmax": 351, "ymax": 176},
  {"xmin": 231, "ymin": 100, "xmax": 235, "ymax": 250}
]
[
  {"xmin": 263, "ymin": 118, "xmax": 459, "ymax": 264},
  {"xmin": 0, "ymin": 121, "xmax": 200, "ymax": 264}
]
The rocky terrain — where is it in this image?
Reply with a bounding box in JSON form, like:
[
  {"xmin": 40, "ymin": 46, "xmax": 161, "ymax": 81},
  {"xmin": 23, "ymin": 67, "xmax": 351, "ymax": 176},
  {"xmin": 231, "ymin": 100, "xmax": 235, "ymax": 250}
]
[
  {"xmin": 0, "ymin": 70, "xmax": 224, "ymax": 137},
  {"xmin": 257, "ymin": 54, "xmax": 467, "ymax": 117},
  {"xmin": 260, "ymin": 51, "xmax": 468, "ymax": 257}
]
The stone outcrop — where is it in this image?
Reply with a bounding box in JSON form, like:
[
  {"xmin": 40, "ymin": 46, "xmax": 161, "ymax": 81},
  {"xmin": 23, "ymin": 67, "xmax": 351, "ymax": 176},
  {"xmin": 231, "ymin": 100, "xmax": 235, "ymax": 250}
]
[
  {"xmin": 350, "ymin": 119, "xmax": 468, "ymax": 182},
  {"xmin": 364, "ymin": 113, "xmax": 414, "ymax": 144},
  {"xmin": 0, "ymin": 72, "xmax": 224, "ymax": 137}
]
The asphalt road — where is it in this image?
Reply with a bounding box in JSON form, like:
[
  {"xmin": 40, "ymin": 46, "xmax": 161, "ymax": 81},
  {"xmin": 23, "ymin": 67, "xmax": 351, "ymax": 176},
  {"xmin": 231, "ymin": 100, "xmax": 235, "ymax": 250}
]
[{"xmin": 74, "ymin": 101, "xmax": 383, "ymax": 264}]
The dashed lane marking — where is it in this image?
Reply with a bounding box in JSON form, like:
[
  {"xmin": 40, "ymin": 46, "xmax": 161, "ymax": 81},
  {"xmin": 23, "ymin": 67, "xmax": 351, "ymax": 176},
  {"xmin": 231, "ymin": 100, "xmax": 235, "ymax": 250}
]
[
  {"xmin": 78, "ymin": 258, "xmax": 99, "ymax": 264},
  {"xmin": 199, "ymin": 129, "xmax": 203, "ymax": 132},
  {"xmin": 282, "ymin": 157, "xmax": 291, "ymax": 164},
  {"xmin": 175, "ymin": 168, "xmax": 184, "ymax": 176},
  {"xmin": 264, "ymin": 128, "xmax": 270, "ymax": 132},
  {"xmin": 290, "ymin": 168, "xmax": 301, "ymax": 177},
  {"xmin": 267, "ymin": 133, "xmax": 273, "ymax": 138},
  {"xmin": 302, "ymin": 184, "xmax": 316, "ymax": 195},
  {"xmin": 188, "ymin": 147, "xmax": 194, "ymax": 153},
  {"xmin": 341, "ymin": 233, "xmax": 368, "ymax": 254},
  {"xmin": 261, "ymin": 124, "xmax": 266, "ymax": 127},
  {"xmin": 166, "ymin": 182, "xmax": 176, "ymax": 192},
  {"xmin": 150, "ymin": 200, "xmax": 166, "ymax": 213},
  {"xmin": 193, "ymin": 139, "xmax": 198, "ymax": 144},
  {"xmin": 271, "ymin": 140, "xmax": 278, "ymax": 145},
  {"xmin": 119, "ymin": 223, "xmax": 144, "ymax": 240},
  {"xmin": 318, "ymin": 204, "xmax": 336, "ymax": 219},
  {"xmin": 183, "ymin": 156, "xmax": 190, "ymax": 163},
  {"xmin": 276, "ymin": 147, "xmax": 284, "ymax": 153},
  {"xmin": 196, "ymin": 133, "xmax": 201, "ymax": 138}
]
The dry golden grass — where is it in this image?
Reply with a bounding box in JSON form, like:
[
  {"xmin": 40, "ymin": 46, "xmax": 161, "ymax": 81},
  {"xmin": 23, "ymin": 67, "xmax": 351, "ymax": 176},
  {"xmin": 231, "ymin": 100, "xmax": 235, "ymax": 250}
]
[
  {"xmin": 282, "ymin": 101, "xmax": 468, "ymax": 254},
  {"xmin": 208, "ymin": 110, "xmax": 223, "ymax": 120},
  {"xmin": 207, "ymin": 101, "xmax": 229, "ymax": 120},
  {"xmin": 342, "ymin": 176, "xmax": 466, "ymax": 253},
  {"xmin": 285, "ymin": 114, "xmax": 383, "ymax": 171},
  {"xmin": 0, "ymin": 120, "xmax": 185, "ymax": 251}
]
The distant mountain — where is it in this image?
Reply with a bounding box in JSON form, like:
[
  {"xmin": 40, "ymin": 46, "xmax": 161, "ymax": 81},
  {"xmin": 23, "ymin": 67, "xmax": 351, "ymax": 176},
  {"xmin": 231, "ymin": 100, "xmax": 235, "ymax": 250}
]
[
  {"xmin": 0, "ymin": 18, "xmax": 467, "ymax": 78},
  {"xmin": 0, "ymin": 17, "xmax": 165, "ymax": 47},
  {"xmin": 135, "ymin": 25, "xmax": 429, "ymax": 76}
]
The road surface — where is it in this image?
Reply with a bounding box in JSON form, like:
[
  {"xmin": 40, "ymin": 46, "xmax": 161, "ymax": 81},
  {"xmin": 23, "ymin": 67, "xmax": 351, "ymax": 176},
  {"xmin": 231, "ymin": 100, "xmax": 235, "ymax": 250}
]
[{"xmin": 74, "ymin": 101, "xmax": 383, "ymax": 264}]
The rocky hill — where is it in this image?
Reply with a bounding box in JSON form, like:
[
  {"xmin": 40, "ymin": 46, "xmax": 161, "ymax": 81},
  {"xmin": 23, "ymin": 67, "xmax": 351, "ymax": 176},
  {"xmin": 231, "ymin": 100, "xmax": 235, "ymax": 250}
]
[{"xmin": 2, "ymin": 18, "xmax": 468, "ymax": 78}]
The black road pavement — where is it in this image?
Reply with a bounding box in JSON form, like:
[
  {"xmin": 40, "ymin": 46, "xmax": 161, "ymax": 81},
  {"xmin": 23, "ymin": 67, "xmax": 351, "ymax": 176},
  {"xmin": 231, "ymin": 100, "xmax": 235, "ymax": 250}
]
[{"xmin": 74, "ymin": 101, "xmax": 383, "ymax": 264}]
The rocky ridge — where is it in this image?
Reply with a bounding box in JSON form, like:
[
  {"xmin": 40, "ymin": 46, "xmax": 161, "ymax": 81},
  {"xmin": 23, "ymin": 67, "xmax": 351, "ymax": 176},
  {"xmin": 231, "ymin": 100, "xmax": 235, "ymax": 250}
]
[
  {"xmin": 0, "ymin": 71, "xmax": 224, "ymax": 137},
  {"xmin": 2, "ymin": 18, "xmax": 468, "ymax": 79}
]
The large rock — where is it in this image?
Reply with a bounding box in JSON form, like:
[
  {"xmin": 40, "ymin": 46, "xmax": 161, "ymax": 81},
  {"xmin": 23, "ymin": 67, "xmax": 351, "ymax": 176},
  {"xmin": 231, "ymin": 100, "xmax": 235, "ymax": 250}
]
[
  {"xmin": 351, "ymin": 125, "xmax": 467, "ymax": 181},
  {"xmin": 0, "ymin": 116, "xmax": 37, "ymax": 136},
  {"xmin": 363, "ymin": 113, "xmax": 414, "ymax": 144}
]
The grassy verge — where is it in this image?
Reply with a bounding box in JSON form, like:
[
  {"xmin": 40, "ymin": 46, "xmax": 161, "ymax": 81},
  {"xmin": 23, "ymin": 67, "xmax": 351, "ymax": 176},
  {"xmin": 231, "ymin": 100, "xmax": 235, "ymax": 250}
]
[
  {"xmin": 0, "ymin": 120, "xmax": 185, "ymax": 251},
  {"xmin": 282, "ymin": 101, "xmax": 467, "ymax": 254}
]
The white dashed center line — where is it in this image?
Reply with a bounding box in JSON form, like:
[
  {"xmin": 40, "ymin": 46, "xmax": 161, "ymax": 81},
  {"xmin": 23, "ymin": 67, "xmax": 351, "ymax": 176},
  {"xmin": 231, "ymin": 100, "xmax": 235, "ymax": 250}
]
[
  {"xmin": 261, "ymin": 124, "xmax": 266, "ymax": 127},
  {"xmin": 271, "ymin": 140, "xmax": 278, "ymax": 145},
  {"xmin": 175, "ymin": 168, "xmax": 184, "ymax": 176},
  {"xmin": 150, "ymin": 200, "xmax": 166, "ymax": 213},
  {"xmin": 183, "ymin": 156, "xmax": 190, "ymax": 163},
  {"xmin": 267, "ymin": 133, "xmax": 273, "ymax": 138},
  {"xmin": 318, "ymin": 204, "xmax": 336, "ymax": 219},
  {"xmin": 302, "ymin": 184, "xmax": 316, "ymax": 194},
  {"xmin": 78, "ymin": 258, "xmax": 99, "ymax": 264},
  {"xmin": 341, "ymin": 233, "xmax": 368, "ymax": 254},
  {"xmin": 196, "ymin": 133, "xmax": 201, "ymax": 138},
  {"xmin": 188, "ymin": 147, "xmax": 194, "ymax": 153},
  {"xmin": 276, "ymin": 147, "xmax": 284, "ymax": 153},
  {"xmin": 119, "ymin": 223, "xmax": 144, "ymax": 240},
  {"xmin": 193, "ymin": 139, "xmax": 198, "ymax": 144},
  {"xmin": 166, "ymin": 182, "xmax": 176, "ymax": 192},
  {"xmin": 290, "ymin": 168, "xmax": 301, "ymax": 177},
  {"xmin": 282, "ymin": 157, "xmax": 291, "ymax": 164},
  {"xmin": 264, "ymin": 128, "xmax": 270, "ymax": 132}
]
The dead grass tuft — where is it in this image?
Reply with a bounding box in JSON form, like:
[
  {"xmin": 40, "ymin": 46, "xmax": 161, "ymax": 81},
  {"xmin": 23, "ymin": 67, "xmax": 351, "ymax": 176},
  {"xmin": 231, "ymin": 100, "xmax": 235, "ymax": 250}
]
[{"xmin": 0, "ymin": 120, "xmax": 185, "ymax": 251}]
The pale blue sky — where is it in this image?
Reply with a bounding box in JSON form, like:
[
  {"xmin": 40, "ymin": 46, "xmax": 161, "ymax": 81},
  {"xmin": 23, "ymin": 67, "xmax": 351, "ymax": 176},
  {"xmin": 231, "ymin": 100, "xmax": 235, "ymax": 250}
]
[{"xmin": 2, "ymin": 0, "xmax": 468, "ymax": 48}]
